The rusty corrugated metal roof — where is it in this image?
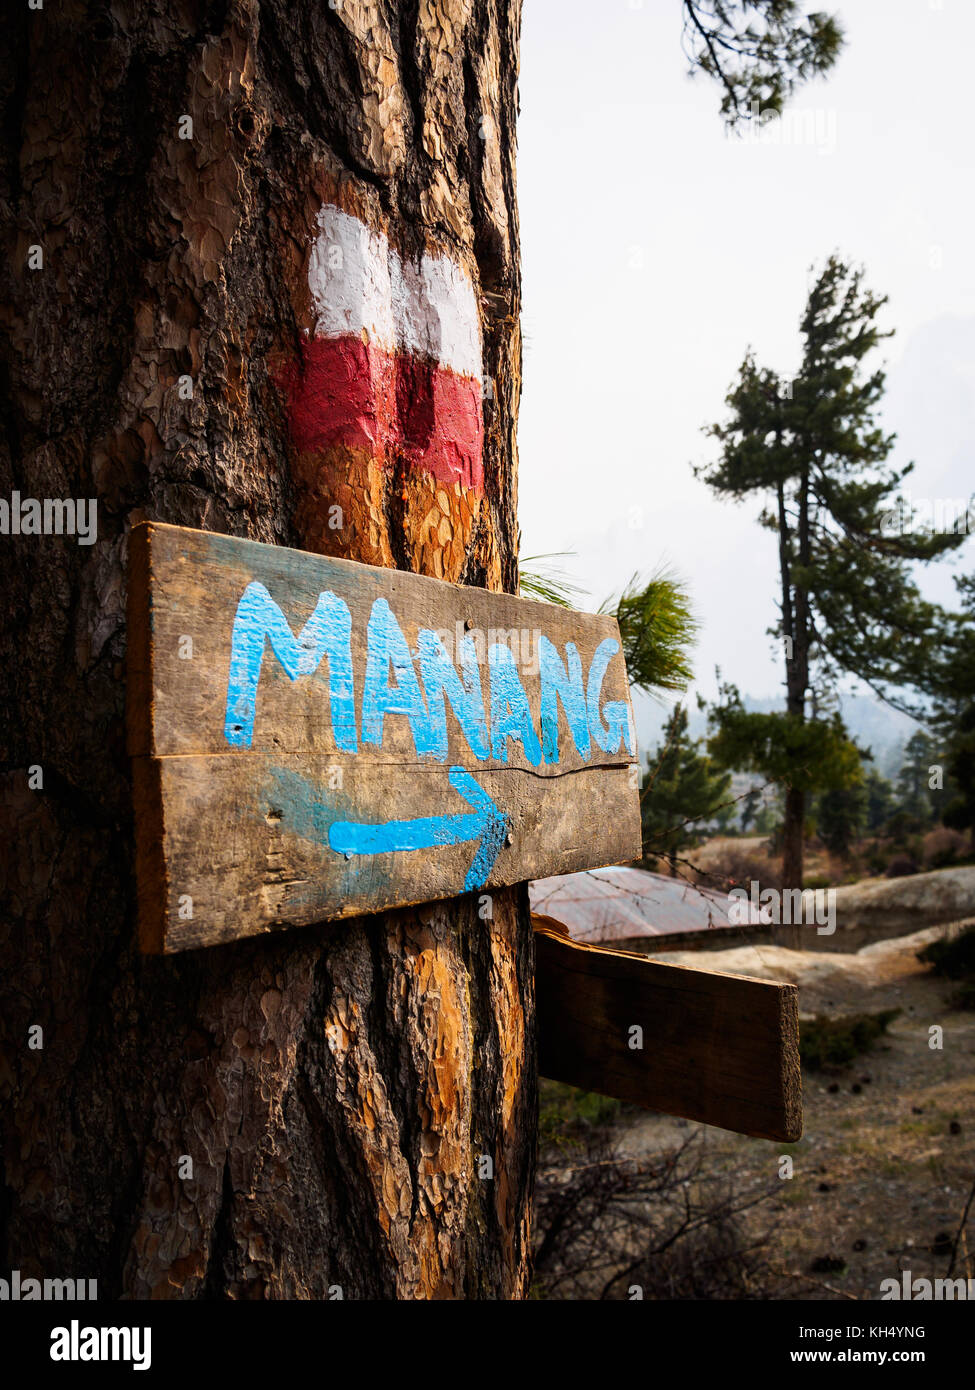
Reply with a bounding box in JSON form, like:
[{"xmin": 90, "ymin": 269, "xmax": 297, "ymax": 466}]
[{"xmin": 529, "ymin": 866, "xmax": 749, "ymax": 944}]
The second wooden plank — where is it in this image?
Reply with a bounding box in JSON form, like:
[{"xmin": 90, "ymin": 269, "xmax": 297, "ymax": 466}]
[{"xmin": 534, "ymin": 922, "xmax": 802, "ymax": 1142}]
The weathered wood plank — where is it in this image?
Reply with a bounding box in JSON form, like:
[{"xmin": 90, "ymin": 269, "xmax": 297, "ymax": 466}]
[
  {"xmin": 127, "ymin": 522, "xmax": 633, "ymax": 766},
  {"xmin": 135, "ymin": 760, "xmax": 639, "ymax": 954},
  {"xmin": 534, "ymin": 920, "xmax": 802, "ymax": 1142},
  {"xmin": 128, "ymin": 523, "xmax": 643, "ymax": 952}
]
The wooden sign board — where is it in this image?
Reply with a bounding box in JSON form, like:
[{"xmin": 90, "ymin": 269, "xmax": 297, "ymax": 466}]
[
  {"xmin": 127, "ymin": 523, "xmax": 642, "ymax": 953},
  {"xmin": 533, "ymin": 919, "xmax": 802, "ymax": 1142}
]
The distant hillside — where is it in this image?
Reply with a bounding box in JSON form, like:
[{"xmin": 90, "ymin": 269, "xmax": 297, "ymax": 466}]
[{"xmin": 634, "ymin": 689, "xmax": 922, "ymax": 781}]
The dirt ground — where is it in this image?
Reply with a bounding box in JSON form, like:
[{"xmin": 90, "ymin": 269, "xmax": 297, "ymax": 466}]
[{"xmin": 618, "ymin": 922, "xmax": 975, "ymax": 1299}]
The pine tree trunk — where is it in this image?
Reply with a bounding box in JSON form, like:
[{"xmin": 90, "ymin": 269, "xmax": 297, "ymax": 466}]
[
  {"xmin": 0, "ymin": 0, "xmax": 534, "ymax": 1299},
  {"xmin": 780, "ymin": 467, "xmax": 810, "ymax": 895},
  {"xmin": 781, "ymin": 786, "xmax": 805, "ymax": 899}
]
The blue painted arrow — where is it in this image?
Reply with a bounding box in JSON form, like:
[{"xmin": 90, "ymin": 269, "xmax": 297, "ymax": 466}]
[{"xmin": 328, "ymin": 766, "xmax": 509, "ymax": 893}]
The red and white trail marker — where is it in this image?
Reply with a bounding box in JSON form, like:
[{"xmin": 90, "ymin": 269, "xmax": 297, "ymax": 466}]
[{"xmin": 287, "ymin": 204, "xmax": 485, "ymax": 492}]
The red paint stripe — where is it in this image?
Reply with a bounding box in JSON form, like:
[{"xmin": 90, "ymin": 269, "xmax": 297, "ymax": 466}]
[{"xmin": 283, "ymin": 337, "xmax": 484, "ymax": 492}]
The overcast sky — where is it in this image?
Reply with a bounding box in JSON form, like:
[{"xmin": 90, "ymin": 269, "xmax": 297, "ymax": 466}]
[{"xmin": 516, "ymin": 0, "xmax": 975, "ymax": 716}]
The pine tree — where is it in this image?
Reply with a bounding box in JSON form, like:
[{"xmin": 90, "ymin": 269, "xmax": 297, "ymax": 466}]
[
  {"xmin": 943, "ymin": 713, "xmax": 975, "ymax": 847},
  {"xmin": 697, "ymin": 257, "xmax": 966, "ymax": 888},
  {"xmin": 682, "ymin": 1, "xmax": 844, "ymax": 125},
  {"xmin": 864, "ymin": 768, "xmax": 895, "ymax": 832},
  {"xmin": 926, "ymin": 574, "xmax": 975, "ymax": 845},
  {"xmin": 815, "ymin": 782, "xmax": 867, "ymax": 856},
  {"xmin": 895, "ymin": 730, "xmax": 940, "ymax": 826},
  {"xmin": 0, "ymin": 0, "xmax": 856, "ymax": 1299},
  {"xmin": 641, "ymin": 705, "xmax": 732, "ymax": 875},
  {"xmin": 0, "ymin": 0, "xmax": 531, "ymax": 1301}
]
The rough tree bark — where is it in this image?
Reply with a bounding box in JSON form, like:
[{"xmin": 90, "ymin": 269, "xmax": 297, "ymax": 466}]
[{"xmin": 0, "ymin": 0, "xmax": 534, "ymax": 1299}]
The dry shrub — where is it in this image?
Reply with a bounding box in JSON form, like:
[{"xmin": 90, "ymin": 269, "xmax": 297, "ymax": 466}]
[
  {"xmin": 917, "ymin": 923, "xmax": 975, "ymax": 980},
  {"xmin": 922, "ymin": 826, "xmax": 968, "ymax": 870},
  {"xmin": 800, "ymin": 1009, "xmax": 900, "ymax": 1070},
  {"xmin": 532, "ymin": 1125, "xmax": 776, "ymax": 1300},
  {"xmin": 885, "ymin": 853, "xmax": 919, "ymax": 879},
  {"xmin": 690, "ymin": 843, "xmax": 782, "ymax": 895}
]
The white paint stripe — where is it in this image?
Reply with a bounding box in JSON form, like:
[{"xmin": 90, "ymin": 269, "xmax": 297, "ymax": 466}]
[
  {"xmin": 309, "ymin": 204, "xmax": 481, "ymax": 380},
  {"xmin": 309, "ymin": 205, "xmax": 395, "ymax": 347}
]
